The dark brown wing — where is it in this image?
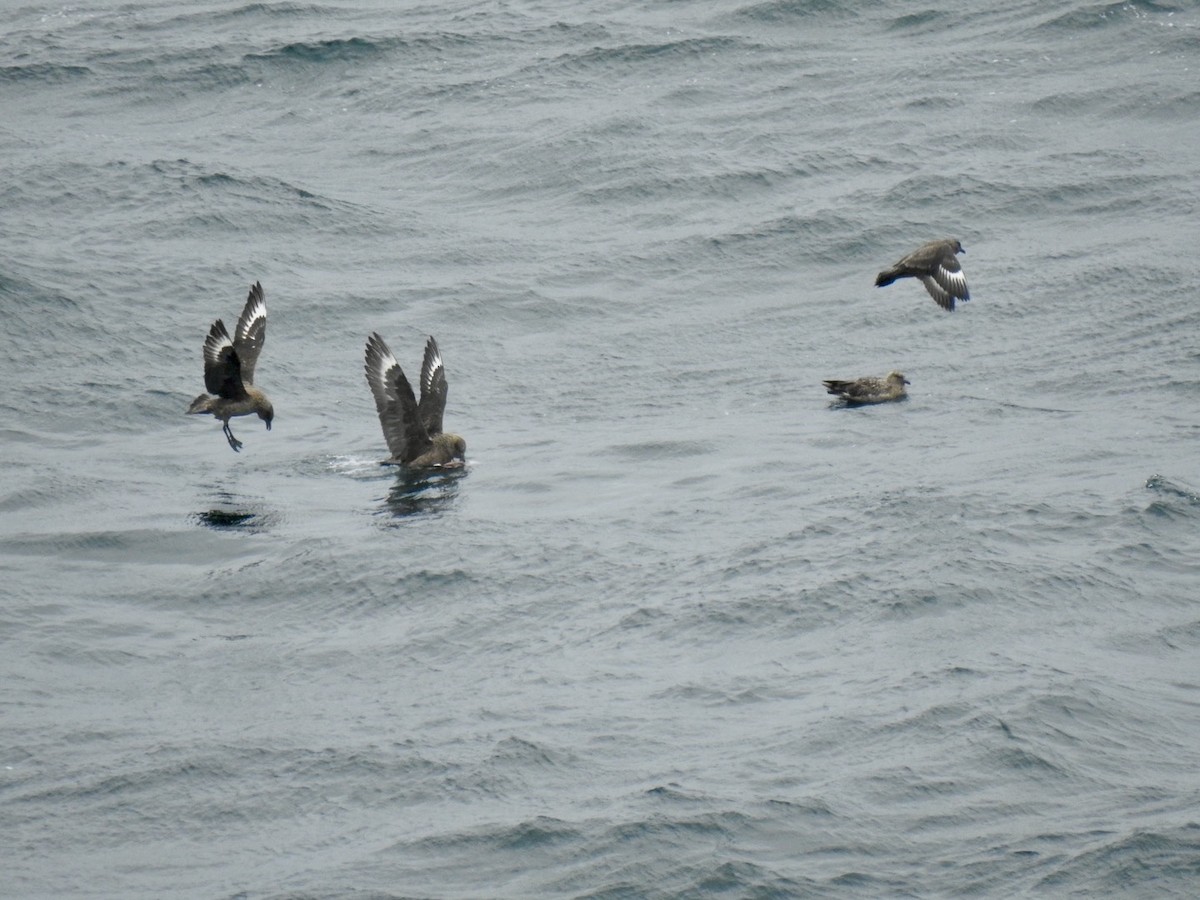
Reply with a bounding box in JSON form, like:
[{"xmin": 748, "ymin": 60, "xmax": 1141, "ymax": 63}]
[
  {"xmin": 919, "ymin": 276, "xmax": 956, "ymax": 311},
  {"xmin": 823, "ymin": 376, "xmax": 884, "ymax": 402},
  {"xmin": 364, "ymin": 332, "xmax": 432, "ymax": 464},
  {"xmin": 202, "ymin": 319, "xmax": 248, "ymax": 400},
  {"xmin": 233, "ymin": 281, "xmax": 267, "ymax": 385},
  {"xmin": 417, "ymin": 335, "xmax": 448, "ymax": 437}
]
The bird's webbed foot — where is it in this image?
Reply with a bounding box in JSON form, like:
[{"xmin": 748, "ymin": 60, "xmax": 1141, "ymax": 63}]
[{"xmin": 223, "ymin": 423, "xmax": 243, "ymax": 452}]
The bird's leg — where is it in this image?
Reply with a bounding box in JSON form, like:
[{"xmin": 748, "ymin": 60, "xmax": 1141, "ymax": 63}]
[{"xmin": 223, "ymin": 421, "xmax": 243, "ymax": 452}]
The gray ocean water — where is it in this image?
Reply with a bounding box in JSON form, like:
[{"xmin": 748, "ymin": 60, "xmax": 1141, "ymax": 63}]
[{"xmin": 3, "ymin": 1, "xmax": 1200, "ymax": 896}]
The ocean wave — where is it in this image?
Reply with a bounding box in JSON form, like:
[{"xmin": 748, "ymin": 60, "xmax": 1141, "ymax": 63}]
[
  {"xmin": 536, "ymin": 35, "xmax": 763, "ymax": 79},
  {"xmin": 728, "ymin": 0, "xmax": 880, "ymax": 25},
  {"xmin": 1035, "ymin": 823, "xmax": 1200, "ymax": 894},
  {"xmin": 0, "ymin": 62, "xmax": 91, "ymax": 84},
  {"xmin": 1035, "ymin": 0, "xmax": 1188, "ymax": 33}
]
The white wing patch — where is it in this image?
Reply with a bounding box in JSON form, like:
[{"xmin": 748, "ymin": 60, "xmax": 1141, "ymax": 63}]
[
  {"xmin": 237, "ymin": 296, "xmax": 267, "ymax": 343},
  {"xmin": 203, "ymin": 323, "xmax": 233, "ymax": 366},
  {"xmin": 375, "ymin": 346, "xmax": 400, "ymax": 382},
  {"xmin": 937, "ymin": 266, "xmax": 969, "ymax": 295},
  {"xmin": 372, "ymin": 351, "xmax": 405, "ymax": 411},
  {"xmin": 422, "ymin": 350, "xmax": 443, "ymax": 394}
]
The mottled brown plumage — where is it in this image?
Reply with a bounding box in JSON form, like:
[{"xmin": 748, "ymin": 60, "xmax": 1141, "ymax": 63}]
[
  {"xmin": 364, "ymin": 333, "xmax": 466, "ymax": 468},
  {"xmin": 187, "ymin": 281, "xmax": 274, "ymax": 452},
  {"xmin": 875, "ymin": 238, "xmax": 969, "ymax": 311},
  {"xmin": 823, "ymin": 371, "xmax": 910, "ymax": 405}
]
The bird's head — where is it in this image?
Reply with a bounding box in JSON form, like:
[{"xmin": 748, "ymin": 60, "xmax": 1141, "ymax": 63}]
[{"xmin": 432, "ymin": 432, "xmax": 467, "ymax": 466}]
